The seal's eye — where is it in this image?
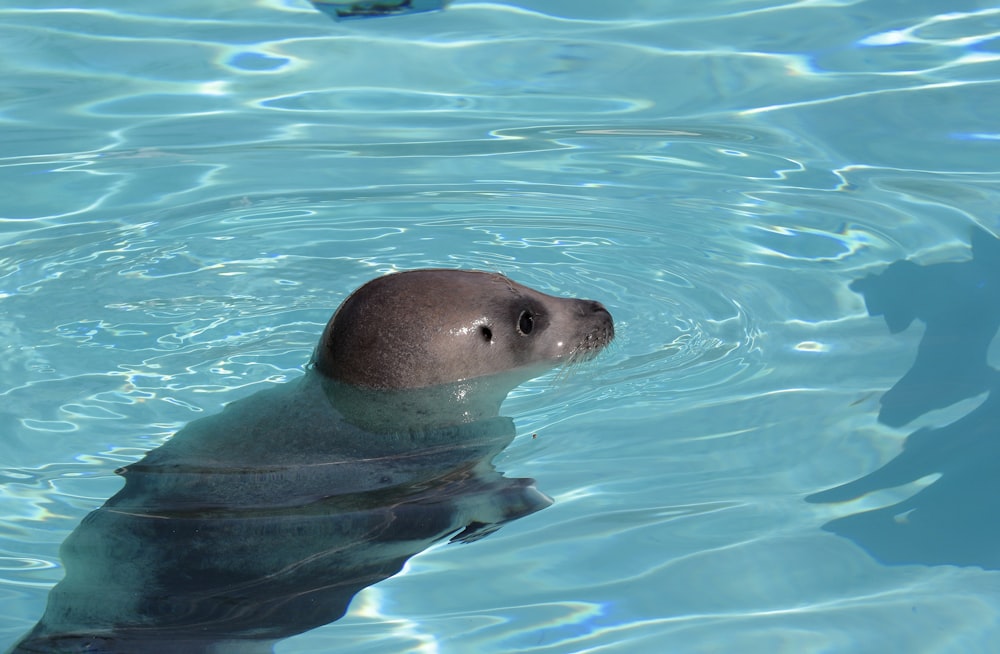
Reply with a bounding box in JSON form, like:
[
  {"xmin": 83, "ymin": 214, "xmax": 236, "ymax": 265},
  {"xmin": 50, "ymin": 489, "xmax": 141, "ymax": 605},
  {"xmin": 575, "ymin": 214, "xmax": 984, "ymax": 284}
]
[
  {"xmin": 517, "ymin": 311, "xmax": 534, "ymax": 335},
  {"xmin": 480, "ymin": 325, "xmax": 493, "ymax": 342}
]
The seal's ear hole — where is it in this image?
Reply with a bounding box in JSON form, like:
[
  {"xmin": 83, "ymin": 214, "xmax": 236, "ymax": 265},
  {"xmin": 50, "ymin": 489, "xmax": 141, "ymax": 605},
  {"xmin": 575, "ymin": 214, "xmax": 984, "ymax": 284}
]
[
  {"xmin": 517, "ymin": 311, "xmax": 534, "ymax": 335},
  {"xmin": 479, "ymin": 325, "xmax": 493, "ymax": 342}
]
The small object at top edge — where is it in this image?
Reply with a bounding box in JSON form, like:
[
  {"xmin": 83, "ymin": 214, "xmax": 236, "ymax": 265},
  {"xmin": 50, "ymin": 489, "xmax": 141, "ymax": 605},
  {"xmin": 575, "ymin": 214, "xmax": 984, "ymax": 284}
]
[{"xmin": 311, "ymin": 0, "xmax": 452, "ymax": 21}]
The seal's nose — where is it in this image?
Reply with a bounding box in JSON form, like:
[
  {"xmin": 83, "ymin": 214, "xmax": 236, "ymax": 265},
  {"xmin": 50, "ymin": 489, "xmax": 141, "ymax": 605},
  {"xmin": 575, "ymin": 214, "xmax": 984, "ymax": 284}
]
[{"xmin": 580, "ymin": 300, "xmax": 614, "ymax": 340}]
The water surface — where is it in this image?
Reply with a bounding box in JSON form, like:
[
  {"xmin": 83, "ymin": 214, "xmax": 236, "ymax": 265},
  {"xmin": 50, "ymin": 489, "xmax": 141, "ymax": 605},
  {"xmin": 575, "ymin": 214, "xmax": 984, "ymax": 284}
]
[{"xmin": 2, "ymin": 1, "xmax": 1000, "ymax": 652}]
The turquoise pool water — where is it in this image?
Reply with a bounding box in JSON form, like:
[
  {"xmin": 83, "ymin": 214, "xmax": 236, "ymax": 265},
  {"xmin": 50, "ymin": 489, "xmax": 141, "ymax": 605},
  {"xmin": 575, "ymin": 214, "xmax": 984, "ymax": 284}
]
[{"xmin": 2, "ymin": 0, "xmax": 1000, "ymax": 652}]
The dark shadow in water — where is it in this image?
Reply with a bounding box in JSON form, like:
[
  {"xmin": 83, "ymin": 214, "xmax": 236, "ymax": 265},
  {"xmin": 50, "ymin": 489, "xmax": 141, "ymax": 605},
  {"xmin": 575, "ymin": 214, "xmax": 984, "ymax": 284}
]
[
  {"xmin": 808, "ymin": 227, "xmax": 1000, "ymax": 569},
  {"xmin": 10, "ymin": 373, "xmax": 551, "ymax": 654}
]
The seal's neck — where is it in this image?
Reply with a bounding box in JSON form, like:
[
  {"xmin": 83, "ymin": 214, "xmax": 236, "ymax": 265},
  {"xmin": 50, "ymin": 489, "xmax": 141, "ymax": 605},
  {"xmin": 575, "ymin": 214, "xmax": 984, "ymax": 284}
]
[{"xmin": 316, "ymin": 372, "xmax": 529, "ymax": 436}]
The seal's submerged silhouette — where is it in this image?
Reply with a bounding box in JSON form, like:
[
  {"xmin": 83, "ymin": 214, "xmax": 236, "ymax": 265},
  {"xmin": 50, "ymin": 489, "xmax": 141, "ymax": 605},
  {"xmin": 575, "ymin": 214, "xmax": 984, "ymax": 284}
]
[{"xmin": 11, "ymin": 269, "xmax": 614, "ymax": 654}]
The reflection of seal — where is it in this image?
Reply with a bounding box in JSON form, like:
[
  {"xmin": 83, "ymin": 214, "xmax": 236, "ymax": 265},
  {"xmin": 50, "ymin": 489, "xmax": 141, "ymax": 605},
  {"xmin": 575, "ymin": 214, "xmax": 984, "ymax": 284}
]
[{"xmin": 11, "ymin": 269, "xmax": 614, "ymax": 654}]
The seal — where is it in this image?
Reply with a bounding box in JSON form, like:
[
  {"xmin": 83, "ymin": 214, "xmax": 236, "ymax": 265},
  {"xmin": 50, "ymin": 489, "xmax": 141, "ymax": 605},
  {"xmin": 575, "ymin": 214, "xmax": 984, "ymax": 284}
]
[{"xmin": 10, "ymin": 269, "xmax": 613, "ymax": 654}]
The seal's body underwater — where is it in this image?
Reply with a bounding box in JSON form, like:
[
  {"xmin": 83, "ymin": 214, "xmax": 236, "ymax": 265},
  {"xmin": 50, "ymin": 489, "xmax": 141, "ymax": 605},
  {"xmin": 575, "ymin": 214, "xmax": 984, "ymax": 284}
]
[{"xmin": 11, "ymin": 269, "xmax": 613, "ymax": 654}]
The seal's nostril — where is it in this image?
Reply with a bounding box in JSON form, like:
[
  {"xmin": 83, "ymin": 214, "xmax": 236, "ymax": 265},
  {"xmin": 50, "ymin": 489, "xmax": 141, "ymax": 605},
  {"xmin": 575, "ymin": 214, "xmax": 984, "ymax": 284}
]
[{"xmin": 578, "ymin": 300, "xmax": 607, "ymax": 316}]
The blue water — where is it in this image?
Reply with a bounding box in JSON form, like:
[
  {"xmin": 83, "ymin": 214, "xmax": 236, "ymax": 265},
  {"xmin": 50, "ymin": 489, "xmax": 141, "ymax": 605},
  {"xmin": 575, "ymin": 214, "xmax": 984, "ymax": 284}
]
[{"xmin": 2, "ymin": 0, "xmax": 1000, "ymax": 652}]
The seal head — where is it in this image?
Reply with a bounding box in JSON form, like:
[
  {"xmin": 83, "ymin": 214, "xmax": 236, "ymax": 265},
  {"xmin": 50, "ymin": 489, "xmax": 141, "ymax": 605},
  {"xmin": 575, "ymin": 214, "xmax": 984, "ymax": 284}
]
[{"xmin": 313, "ymin": 269, "xmax": 614, "ymax": 391}]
